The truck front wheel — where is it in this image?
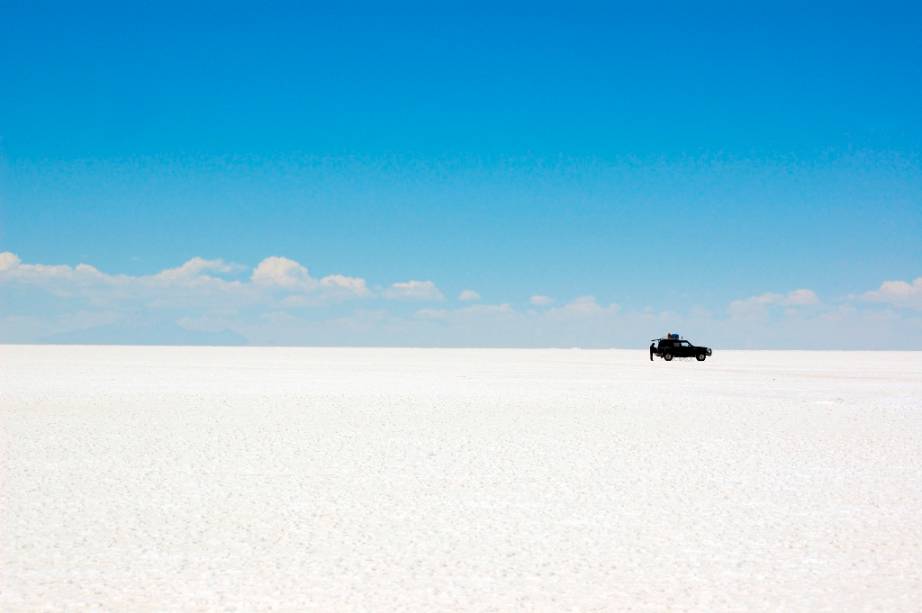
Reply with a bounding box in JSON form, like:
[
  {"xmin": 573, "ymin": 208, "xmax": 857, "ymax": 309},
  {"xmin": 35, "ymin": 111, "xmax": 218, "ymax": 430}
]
[
  {"xmin": 696, "ymin": 353, "xmax": 706, "ymax": 361},
  {"xmin": 663, "ymin": 353, "xmax": 673, "ymax": 361}
]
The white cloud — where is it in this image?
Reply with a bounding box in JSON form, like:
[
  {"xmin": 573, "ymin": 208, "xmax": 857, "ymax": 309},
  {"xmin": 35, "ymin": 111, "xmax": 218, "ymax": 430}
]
[
  {"xmin": 0, "ymin": 252, "xmax": 132, "ymax": 293},
  {"xmin": 861, "ymin": 277, "xmax": 922, "ymax": 310},
  {"xmin": 320, "ymin": 274, "xmax": 370, "ymax": 297},
  {"xmin": 250, "ymin": 257, "xmax": 369, "ymax": 299},
  {"xmin": 251, "ymin": 256, "xmax": 314, "ymax": 289},
  {"xmin": 384, "ymin": 280, "xmax": 445, "ymax": 301},
  {"xmin": 0, "ymin": 251, "xmax": 240, "ymax": 292},
  {"xmin": 548, "ymin": 296, "xmax": 620, "ymax": 319},
  {"xmin": 0, "ymin": 252, "xmax": 21, "ymax": 271},
  {"xmin": 729, "ymin": 288, "xmax": 820, "ymax": 317},
  {"xmin": 785, "ymin": 289, "xmax": 819, "ymax": 306},
  {"xmin": 0, "ymin": 252, "xmax": 372, "ymax": 309},
  {"xmin": 530, "ymin": 295, "xmax": 554, "ymax": 306},
  {"xmin": 153, "ymin": 257, "xmax": 235, "ymax": 282},
  {"xmin": 458, "ymin": 289, "xmax": 480, "ymax": 302}
]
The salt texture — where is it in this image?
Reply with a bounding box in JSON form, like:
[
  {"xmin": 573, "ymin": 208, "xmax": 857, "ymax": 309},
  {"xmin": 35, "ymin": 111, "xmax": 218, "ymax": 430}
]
[{"xmin": 2, "ymin": 345, "xmax": 921, "ymax": 610}]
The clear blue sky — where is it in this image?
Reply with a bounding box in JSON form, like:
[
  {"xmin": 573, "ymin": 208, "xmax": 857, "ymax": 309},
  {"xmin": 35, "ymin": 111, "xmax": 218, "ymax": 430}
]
[{"xmin": 2, "ymin": 2, "xmax": 921, "ymax": 347}]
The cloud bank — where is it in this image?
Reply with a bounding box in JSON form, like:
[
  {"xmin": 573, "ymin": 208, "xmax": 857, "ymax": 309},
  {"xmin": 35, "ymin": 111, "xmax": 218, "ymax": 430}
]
[
  {"xmin": 861, "ymin": 278, "xmax": 922, "ymax": 310},
  {"xmin": 1, "ymin": 252, "xmax": 919, "ymax": 348}
]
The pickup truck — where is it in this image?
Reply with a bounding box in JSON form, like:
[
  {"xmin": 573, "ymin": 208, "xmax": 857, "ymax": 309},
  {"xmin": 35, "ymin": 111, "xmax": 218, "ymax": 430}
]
[{"xmin": 650, "ymin": 336, "xmax": 713, "ymax": 361}]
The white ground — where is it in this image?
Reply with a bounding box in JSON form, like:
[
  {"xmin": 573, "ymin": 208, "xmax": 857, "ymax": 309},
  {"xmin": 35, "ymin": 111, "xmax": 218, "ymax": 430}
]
[{"xmin": 2, "ymin": 346, "xmax": 921, "ymax": 611}]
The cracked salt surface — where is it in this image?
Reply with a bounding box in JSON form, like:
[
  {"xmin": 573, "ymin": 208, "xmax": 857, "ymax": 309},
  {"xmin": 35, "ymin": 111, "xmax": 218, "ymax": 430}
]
[{"xmin": 2, "ymin": 345, "xmax": 921, "ymax": 610}]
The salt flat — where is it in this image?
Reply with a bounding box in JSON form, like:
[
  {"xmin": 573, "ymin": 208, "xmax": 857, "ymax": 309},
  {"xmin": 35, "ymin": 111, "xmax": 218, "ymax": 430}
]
[{"xmin": 2, "ymin": 345, "xmax": 921, "ymax": 611}]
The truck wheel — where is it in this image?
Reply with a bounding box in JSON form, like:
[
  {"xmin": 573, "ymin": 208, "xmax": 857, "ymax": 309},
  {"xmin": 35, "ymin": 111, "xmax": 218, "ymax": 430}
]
[
  {"xmin": 696, "ymin": 353, "xmax": 706, "ymax": 361},
  {"xmin": 663, "ymin": 353, "xmax": 673, "ymax": 361}
]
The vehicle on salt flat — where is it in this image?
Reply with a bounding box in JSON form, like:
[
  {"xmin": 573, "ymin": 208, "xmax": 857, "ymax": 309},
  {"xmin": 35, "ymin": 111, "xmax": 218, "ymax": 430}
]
[{"xmin": 650, "ymin": 333, "xmax": 713, "ymax": 362}]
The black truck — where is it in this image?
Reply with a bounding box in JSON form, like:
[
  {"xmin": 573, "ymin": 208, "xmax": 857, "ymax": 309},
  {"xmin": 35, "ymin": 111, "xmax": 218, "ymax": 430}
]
[{"xmin": 650, "ymin": 334, "xmax": 712, "ymax": 362}]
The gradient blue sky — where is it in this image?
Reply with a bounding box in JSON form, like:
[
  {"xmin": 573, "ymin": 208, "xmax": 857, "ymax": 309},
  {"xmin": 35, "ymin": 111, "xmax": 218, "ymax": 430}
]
[{"xmin": 2, "ymin": 2, "xmax": 921, "ymax": 347}]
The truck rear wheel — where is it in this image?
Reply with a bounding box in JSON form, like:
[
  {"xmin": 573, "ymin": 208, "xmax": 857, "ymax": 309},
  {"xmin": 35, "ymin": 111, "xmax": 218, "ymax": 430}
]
[
  {"xmin": 663, "ymin": 353, "xmax": 673, "ymax": 361},
  {"xmin": 696, "ymin": 353, "xmax": 706, "ymax": 361}
]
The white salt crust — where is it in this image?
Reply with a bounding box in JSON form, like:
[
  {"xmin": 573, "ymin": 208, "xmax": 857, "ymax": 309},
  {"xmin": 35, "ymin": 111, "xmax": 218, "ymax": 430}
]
[{"xmin": 2, "ymin": 346, "xmax": 921, "ymax": 610}]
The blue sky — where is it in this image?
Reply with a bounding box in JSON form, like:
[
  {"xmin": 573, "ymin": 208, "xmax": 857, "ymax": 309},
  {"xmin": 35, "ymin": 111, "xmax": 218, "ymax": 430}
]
[{"xmin": 2, "ymin": 2, "xmax": 921, "ymax": 347}]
